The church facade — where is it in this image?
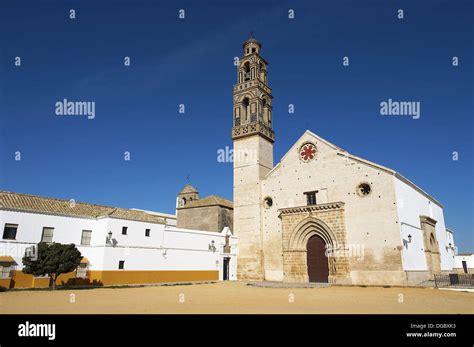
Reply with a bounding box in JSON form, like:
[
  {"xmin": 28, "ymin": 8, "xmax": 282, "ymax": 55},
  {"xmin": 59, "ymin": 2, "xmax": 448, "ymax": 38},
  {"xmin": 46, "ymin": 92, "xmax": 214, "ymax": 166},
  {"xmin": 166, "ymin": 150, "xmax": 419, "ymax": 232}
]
[{"xmin": 232, "ymin": 38, "xmax": 457, "ymax": 286}]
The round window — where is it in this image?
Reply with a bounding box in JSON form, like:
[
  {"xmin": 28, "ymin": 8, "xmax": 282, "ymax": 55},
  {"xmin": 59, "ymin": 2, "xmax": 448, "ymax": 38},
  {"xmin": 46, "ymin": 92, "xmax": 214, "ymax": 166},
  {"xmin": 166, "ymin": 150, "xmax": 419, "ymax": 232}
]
[
  {"xmin": 299, "ymin": 142, "xmax": 317, "ymax": 162},
  {"xmin": 357, "ymin": 183, "xmax": 371, "ymax": 196},
  {"xmin": 263, "ymin": 197, "xmax": 273, "ymax": 208}
]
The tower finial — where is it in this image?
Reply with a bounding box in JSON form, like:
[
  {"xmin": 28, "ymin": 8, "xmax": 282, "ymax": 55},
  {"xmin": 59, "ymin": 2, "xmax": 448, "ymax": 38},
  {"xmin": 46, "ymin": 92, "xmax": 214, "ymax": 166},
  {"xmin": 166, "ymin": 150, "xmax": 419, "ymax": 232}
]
[{"xmin": 249, "ymin": 30, "xmax": 255, "ymax": 39}]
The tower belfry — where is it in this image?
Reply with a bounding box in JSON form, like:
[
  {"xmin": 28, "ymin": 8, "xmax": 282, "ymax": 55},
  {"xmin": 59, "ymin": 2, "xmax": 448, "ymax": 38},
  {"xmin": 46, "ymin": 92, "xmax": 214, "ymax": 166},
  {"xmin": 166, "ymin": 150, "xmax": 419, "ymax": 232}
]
[
  {"xmin": 232, "ymin": 37, "xmax": 274, "ymax": 143},
  {"xmin": 232, "ymin": 37, "xmax": 274, "ymax": 281}
]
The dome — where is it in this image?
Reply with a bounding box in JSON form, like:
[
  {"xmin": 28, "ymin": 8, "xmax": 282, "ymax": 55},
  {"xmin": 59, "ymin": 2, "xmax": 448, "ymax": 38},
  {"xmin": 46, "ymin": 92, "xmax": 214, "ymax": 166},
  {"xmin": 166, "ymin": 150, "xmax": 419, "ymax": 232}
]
[{"xmin": 242, "ymin": 38, "xmax": 262, "ymax": 49}]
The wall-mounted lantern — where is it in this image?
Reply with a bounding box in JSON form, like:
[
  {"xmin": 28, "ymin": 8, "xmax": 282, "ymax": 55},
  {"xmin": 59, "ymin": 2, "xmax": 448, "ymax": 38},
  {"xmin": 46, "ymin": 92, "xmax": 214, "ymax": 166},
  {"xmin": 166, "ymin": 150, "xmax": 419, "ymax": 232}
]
[
  {"xmin": 209, "ymin": 240, "xmax": 217, "ymax": 252},
  {"xmin": 445, "ymin": 243, "xmax": 455, "ymax": 252},
  {"xmin": 403, "ymin": 234, "xmax": 412, "ymax": 249},
  {"xmin": 106, "ymin": 231, "xmax": 113, "ymax": 246}
]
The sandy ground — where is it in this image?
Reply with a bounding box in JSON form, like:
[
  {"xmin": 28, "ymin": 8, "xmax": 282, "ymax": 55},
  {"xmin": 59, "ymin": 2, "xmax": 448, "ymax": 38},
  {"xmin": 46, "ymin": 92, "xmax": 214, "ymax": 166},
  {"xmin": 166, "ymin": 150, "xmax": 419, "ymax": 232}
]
[{"xmin": 1, "ymin": 282, "xmax": 473, "ymax": 314}]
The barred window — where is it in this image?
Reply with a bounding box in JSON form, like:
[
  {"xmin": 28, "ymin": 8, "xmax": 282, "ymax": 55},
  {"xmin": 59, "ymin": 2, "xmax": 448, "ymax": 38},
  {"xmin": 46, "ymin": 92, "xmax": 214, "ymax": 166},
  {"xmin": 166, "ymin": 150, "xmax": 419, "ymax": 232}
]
[
  {"xmin": 81, "ymin": 230, "xmax": 92, "ymax": 245},
  {"xmin": 0, "ymin": 265, "xmax": 12, "ymax": 278},
  {"xmin": 3, "ymin": 223, "xmax": 18, "ymax": 240},
  {"xmin": 41, "ymin": 227, "xmax": 54, "ymax": 243},
  {"xmin": 304, "ymin": 191, "xmax": 317, "ymax": 206},
  {"xmin": 76, "ymin": 264, "xmax": 88, "ymax": 278}
]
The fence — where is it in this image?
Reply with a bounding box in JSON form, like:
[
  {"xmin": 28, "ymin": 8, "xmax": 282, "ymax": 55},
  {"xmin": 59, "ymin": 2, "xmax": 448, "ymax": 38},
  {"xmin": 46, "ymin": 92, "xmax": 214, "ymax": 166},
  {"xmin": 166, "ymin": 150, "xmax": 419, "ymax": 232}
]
[{"xmin": 434, "ymin": 274, "xmax": 474, "ymax": 288}]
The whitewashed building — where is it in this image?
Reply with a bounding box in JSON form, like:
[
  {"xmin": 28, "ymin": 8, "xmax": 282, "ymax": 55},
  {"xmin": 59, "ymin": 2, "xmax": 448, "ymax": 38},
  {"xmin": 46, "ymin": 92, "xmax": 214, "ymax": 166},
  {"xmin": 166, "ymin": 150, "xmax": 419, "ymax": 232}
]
[{"xmin": 0, "ymin": 190, "xmax": 237, "ymax": 289}]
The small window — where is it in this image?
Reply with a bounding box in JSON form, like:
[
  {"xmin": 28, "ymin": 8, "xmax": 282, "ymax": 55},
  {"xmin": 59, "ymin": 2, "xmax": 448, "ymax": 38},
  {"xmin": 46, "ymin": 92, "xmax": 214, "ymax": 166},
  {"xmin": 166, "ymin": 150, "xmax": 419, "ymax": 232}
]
[
  {"xmin": 122, "ymin": 226, "xmax": 128, "ymax": 235},
  {"xmin": 304, "ymin": 191, "xmax": 317, "ymax": 206},
  {"xmin": 357, "ymin": 183, "xmax": 371, "ymax": 196},
  {"xmin": 76, "ymin": 264, "xmax": 87, "ymax": 278},
  {"xmin": 118, "ymin": 260, "xmax": 125, "ymax": 270},
  {"xmin": 81, "ymin": 230, "xmax": 92, "ymax": 245},
  {"xmin": 263, "ymin": 197, "xmax": 273, "ymax": 209},
  {"xmin": 0, "ymin": 264, "xmax": 12, "ymax": 278},
  {"xmin": 252, "ymin": 48, "xmax": 256, "ymax": 53},
  {"xmin": 145, "ymin": 229, "xmax": 150, "ymax": 237},
  {"xmin": 41, "ymin": 227, "xmax": 54, "ymax": 243},
  {"xmin": 3, "ymin": 224, "xmax": 18, "ymax": 240}
]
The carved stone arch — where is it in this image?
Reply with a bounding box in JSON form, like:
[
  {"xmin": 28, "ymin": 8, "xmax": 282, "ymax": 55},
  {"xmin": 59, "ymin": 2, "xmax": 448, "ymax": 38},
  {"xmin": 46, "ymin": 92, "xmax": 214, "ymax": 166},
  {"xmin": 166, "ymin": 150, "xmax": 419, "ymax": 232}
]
[
  {"xmin": 236, "ymin": 93, "xmax": 253, "ymax": 103},
  {"xmin": 420, "ymin": 216, "xmax": 441, "ymax": 277},
  {"xmin": 281, "ymin": 211, "xmax": 350, "ymax": 284},
  {"xmin": 287, "ymin": 217, "xmax": 337, "ymax": 251},
  {"xmin": 241, "ymin": 59, "xmax": 251, "ymax": 69}
]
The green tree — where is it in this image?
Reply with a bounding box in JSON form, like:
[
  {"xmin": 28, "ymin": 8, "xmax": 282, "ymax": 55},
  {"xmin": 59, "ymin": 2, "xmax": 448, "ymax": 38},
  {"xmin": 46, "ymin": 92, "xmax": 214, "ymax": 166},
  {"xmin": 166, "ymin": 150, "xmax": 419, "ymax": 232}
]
[{"xmin": 22, "ymin": 242, "xmax": 82, "ymax": 290}]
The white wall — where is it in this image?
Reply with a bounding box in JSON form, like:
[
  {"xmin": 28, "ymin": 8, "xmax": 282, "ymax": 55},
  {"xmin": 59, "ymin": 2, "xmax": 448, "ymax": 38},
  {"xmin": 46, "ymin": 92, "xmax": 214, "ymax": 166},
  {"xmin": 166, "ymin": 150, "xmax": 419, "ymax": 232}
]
[
  {"xmin": 106, "ymin": 218, "xmax": 166, "ymax": 249},
  {"xmin": 0, "ymin": 210, "xmax": 106, "ymax": 267},
  {"xmin": 394, "ymin": 177, "xmax": 455, "ymax": 271},
  {"xmin": 454, "ymin": 254, "xmax": 474, "ymax": 272},
  {"xmin": 0, "ymin": 209, "xmax": 237, "ymax": 280}
]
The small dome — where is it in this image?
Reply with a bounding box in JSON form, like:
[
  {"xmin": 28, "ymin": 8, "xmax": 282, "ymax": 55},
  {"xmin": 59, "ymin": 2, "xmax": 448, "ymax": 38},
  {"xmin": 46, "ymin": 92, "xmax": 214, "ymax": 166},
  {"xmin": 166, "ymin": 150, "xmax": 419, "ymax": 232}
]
[{"xmin": 242, "ymin": 38, "xmax": 262, "ymax": 49}]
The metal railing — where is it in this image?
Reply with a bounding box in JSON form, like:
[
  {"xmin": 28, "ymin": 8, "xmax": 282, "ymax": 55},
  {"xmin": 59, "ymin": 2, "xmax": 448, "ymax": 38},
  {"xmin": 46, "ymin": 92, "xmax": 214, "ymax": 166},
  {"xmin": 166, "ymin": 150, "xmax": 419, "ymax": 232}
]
[{"xmin": 434, "ymin": 274, "xmax": 474, "ymax": 288}]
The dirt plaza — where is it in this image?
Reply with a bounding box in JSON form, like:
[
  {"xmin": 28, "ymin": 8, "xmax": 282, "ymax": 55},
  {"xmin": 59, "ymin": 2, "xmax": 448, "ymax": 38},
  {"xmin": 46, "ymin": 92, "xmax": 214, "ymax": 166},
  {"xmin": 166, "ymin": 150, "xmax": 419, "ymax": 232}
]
[{"xmin": 1, "ymin": 282, "xmax": 473, "ymax": 314}]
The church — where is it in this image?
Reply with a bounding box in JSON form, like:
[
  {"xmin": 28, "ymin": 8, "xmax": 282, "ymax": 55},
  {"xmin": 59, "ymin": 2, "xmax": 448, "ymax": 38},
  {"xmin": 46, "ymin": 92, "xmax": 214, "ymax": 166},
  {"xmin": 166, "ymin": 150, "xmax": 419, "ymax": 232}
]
[{"xmin": 232, "ymin": 37, "xmax": 457, "ymax": 286}]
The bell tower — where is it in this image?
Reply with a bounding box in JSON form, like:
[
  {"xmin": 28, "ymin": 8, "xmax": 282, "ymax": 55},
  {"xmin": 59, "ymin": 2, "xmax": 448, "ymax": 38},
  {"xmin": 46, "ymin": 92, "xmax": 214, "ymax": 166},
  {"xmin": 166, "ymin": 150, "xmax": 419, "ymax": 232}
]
[{"xmin": 232, "ymin": 37, "xmax": 274, "ymax": 281}]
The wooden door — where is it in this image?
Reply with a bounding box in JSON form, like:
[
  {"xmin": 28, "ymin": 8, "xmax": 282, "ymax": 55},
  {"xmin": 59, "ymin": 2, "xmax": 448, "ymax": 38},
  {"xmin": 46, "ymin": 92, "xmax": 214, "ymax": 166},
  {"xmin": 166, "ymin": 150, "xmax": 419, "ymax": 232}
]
[{"xmin": 307, "ymin": 235, "xmax": 329, "ymax": 283}]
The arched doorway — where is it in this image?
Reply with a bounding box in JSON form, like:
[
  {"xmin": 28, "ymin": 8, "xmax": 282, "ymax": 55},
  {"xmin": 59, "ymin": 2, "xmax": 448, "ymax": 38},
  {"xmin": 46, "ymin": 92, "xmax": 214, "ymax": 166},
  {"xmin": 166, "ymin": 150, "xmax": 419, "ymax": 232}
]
[
  {"xmin": 283, "ymin": 214, "xmax": 349, "ymax": 284},
  {"xmin": 306, "ymin": 235, "xmax": 329, "ymax": 283}
]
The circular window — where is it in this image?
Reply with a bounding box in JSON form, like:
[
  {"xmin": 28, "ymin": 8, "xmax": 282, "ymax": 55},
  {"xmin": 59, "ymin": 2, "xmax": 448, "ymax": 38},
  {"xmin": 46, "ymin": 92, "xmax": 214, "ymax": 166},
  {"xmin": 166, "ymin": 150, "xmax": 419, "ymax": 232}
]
[
  {"xmin": 357, "ymin": 183, "xmax": 371, "ymax": 196},
  {"xmin": 263, "ymin": 197, "xmax": 273, "ymax": 209},
  {"xmin": 299, "ymin": 142, "xmax": 317, "ymax": 162}
]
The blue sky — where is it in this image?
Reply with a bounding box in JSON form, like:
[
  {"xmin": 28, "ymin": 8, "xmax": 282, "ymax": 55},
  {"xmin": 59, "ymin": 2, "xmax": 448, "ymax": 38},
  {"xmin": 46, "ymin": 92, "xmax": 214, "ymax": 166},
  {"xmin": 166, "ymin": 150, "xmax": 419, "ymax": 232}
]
[{"xmin": 0, "ymin": 0, "xmax": 472, "ymax": 251}]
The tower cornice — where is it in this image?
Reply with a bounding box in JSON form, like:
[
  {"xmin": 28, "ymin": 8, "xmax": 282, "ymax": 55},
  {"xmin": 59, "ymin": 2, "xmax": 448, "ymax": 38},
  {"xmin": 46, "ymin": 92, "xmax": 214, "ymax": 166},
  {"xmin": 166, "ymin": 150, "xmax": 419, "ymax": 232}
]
[{"xmin": 231, "ymin": 121, "xmax": 275, "ymax": 143}]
